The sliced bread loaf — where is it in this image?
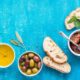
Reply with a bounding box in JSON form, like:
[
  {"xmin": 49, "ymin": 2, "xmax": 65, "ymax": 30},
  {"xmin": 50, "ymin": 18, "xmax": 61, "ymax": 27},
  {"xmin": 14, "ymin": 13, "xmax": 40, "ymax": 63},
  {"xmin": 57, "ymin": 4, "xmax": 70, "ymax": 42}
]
[
  {"xmin": 43, "ymin": 56, "xmax": 71, "ymax": 73},
  {"xmin": 43, "ymin": 37, "xmax": 67, "ymax": 64}
]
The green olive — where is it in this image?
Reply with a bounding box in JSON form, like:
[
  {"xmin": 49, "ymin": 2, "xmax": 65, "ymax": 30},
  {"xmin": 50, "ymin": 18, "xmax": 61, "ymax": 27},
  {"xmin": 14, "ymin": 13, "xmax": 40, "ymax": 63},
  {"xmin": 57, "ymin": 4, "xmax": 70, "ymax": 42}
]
[
  {"xmin": 34, "ymin": 63, "xmax": 38, "ymax": 68},
  {"xmin": 32, "ymin": 68, "xmax": 38, "ymax": 74},
  {"xmin": 26, "ymin": 69, "xmax": 32, "ymax": 75},
  {"xmin": 30, "ymin": 59, "xmax": 35, "ymax": 67},
  {"xmin": 28, "ymin": 53, "xmax": 34, "ymax": 58},
  {"xmin": 20, "ymin": 62, "xmax": 25, "ymax": 66}
]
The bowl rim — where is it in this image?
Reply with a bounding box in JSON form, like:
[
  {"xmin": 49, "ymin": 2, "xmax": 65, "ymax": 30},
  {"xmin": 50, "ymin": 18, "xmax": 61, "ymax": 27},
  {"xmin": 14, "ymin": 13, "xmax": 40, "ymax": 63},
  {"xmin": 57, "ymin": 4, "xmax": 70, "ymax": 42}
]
[
  {"xmin": 68, "ymin": 29, "xmax": 80, "ymax": 56},
  {"xmin": 0, "ymin": 43, "xmax": 15, "ymax": 68},
  {"xmin": 18, "ymin": 51, "xmax": 43, "ymax": 77}
]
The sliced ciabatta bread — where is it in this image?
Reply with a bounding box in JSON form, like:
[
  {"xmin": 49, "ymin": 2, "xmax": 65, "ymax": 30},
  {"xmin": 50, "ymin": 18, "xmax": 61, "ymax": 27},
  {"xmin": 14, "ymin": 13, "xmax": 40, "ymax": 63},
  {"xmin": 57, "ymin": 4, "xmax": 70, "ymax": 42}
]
[
  {"xmin": 43, "ymin": 56, "xmax": 71, "ymax": 73},
  {"xmin": 43, "ymin": 37, "xmax": 67, "ymax": 64},
  {"xmin": 65, "ymin": 8, "xmax": 80, "ymax": 30}
]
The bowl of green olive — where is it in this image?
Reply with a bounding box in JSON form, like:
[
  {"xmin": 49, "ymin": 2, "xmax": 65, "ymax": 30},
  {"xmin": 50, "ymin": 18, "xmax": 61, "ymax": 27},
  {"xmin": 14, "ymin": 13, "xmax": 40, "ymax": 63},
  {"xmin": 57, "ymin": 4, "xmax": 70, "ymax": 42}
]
[{"xmin": 18, "ymin": 51, "xmax": 43, "ymax": 77}]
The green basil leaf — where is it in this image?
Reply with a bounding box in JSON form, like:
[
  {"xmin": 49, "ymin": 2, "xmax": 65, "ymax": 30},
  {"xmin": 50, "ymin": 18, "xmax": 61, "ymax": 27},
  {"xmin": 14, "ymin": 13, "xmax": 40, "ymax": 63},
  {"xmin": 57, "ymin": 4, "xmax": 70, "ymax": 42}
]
[
  {"xmin": 74, "ymin": 20, "xmax": 80, "ymax": 28},
  {"xmin": 67, "ymin": 16, "xmax": 77, "ymax": 23}
]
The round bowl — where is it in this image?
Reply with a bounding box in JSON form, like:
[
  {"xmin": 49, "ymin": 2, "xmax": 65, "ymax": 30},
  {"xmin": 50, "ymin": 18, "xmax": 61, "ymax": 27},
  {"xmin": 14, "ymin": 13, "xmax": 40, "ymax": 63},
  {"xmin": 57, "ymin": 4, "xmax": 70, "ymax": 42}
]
[
  {"xmin": 0, "ymin": 43, "xmax": 15, "ymax": 68},
  {"xmin": 18, "ymin": 51, "xmax": 43, "ymax": 77},
  {"xmin": 68, "ymin": 29, "xmax": 80, "ymax": 56}
]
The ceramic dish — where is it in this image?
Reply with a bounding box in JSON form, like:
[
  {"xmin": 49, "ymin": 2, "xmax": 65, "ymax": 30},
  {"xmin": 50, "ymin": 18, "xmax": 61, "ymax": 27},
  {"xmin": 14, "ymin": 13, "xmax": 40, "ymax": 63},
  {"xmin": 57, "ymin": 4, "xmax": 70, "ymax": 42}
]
[
  {"xmin": 0, "ymin": 43, "xmax": 15, "ymax": 68},
  {"xmin": 68, "ymin": 29, "xmax": 80, "ymax": 56},
  {"xmin": 18, "ymin": 51, "xmax": 43, "ymax": 77}
]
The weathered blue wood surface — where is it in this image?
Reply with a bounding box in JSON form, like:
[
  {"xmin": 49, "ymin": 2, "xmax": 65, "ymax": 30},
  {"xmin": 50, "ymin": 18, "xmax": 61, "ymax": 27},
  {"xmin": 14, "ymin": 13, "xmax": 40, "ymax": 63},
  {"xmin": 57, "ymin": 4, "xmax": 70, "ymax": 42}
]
[{"xmin": 0, "ymin": 0, "xmax": 80, "ymax": 80}]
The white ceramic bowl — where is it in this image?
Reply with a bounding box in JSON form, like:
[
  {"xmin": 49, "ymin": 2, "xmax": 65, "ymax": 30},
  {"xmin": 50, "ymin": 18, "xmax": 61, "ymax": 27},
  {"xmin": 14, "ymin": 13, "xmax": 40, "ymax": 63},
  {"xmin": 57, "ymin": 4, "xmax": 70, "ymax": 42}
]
[
  {"xmin": 68, "ymin": 29, "xmax": 80, "ymax": 56},
  {"xmin": 0, "ymin": 43, "xmax": 15, "ymax": 68},
  {"xmin": 18, "ymin": 51, "xmax": 43, "ymax": 77}
]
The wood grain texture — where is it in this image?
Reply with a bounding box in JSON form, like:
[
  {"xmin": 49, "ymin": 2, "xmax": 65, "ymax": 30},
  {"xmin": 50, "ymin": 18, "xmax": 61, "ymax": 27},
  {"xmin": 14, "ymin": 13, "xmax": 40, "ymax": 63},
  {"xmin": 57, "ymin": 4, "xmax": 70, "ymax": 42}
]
[{"xmin": 0, "ymin": 0, "xmax": 80, "ymax": 80}]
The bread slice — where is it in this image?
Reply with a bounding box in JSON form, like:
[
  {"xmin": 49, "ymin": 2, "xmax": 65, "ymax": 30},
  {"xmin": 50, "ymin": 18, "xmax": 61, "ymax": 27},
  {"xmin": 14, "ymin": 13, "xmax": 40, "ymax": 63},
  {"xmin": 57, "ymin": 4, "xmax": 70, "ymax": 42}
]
[
  {"xmin": 43, "ymin": 56, "xmax": 71, "ymax": 73},
  {"xmin": 65, "ymin": 8, "xmax": 80, "ymax": 30},
  {"xmin": 43, "ymin": 37, "xmax": 67, "ymax": 64}
]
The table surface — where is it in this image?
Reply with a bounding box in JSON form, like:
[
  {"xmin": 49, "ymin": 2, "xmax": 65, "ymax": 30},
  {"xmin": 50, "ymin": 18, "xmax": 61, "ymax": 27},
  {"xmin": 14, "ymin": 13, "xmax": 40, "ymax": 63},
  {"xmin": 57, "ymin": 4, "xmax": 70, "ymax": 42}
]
[{"xmin": 0, "ymin": 0, "xmax": 80, "ymax": 80}]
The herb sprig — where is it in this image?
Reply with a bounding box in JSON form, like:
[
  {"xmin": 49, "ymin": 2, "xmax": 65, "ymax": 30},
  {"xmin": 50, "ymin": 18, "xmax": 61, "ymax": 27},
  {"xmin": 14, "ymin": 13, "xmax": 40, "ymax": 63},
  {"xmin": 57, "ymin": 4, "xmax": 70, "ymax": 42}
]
[
  {"xmin": 10, "ymin": 32, "xmax": 27, "ymax": 51},
  {"xmin": 68, "ymin": 16, "xmax": 80, "ymax": 28}
]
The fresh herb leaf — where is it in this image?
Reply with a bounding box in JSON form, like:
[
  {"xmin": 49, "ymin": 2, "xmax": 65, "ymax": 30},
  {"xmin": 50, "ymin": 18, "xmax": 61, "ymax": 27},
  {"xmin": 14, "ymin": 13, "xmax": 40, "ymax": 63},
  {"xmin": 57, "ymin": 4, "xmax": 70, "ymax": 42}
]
[
  {"xmin": 74, "ymin": 20, "xmax": 80, "ymax": 28},
  {"xmin": 67, "ymin": 15, "xmax": 80, "ymax": 28},
  {"xmin": 67, "ymin": 16, "xmax": 77, "ymax": 23}
]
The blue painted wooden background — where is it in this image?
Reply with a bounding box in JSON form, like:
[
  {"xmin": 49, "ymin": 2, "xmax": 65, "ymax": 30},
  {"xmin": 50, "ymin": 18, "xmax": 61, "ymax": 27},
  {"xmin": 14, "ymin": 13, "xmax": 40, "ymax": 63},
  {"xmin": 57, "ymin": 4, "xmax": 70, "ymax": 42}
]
[{"xmin": 0, "ymin": 0, "xmax": 80, "ymax": 80}]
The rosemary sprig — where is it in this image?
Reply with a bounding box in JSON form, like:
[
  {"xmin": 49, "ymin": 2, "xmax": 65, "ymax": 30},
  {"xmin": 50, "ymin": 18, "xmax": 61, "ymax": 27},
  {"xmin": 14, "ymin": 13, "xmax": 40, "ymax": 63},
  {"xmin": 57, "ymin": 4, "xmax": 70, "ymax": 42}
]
[
  {"xmin": 10, "ymin": 39, "xmax": 19, "ymax": 46},
  {"xmin": 15, "ymin": 31, "xmax": 23, "ymax": 44},
  {"xmin": 10, "ymin": 39, "xmax": 24, "ymax": 49},
  {"xmin": 10, "ymin": 32, "xmax": 27, "ymax": 51},
  {"xmin": 15, "ymin": 31, "xmax": 27, "ymax": 51}
]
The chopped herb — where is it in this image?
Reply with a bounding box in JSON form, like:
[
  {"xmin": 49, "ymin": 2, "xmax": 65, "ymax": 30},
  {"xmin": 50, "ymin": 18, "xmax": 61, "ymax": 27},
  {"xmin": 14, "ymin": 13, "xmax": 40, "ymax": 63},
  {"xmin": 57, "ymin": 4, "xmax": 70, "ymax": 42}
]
[
  {"xmin": 74, "ymin": 20, "xmax": 80, "ymax": 27},
  {"xmin": 67, "ymin": 16, "xmax": 77, "ymax": 23},
  {"xmin": 67, "ymin": 16, "xmax": 80, "ymax": 28}
]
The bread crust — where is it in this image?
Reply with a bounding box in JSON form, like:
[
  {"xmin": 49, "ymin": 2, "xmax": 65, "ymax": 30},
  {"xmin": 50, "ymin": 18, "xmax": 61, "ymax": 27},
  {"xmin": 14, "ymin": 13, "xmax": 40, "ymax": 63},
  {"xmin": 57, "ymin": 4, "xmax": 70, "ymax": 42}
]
[
  {"xmin": 43, "ymin": 56, "xmax": 71, "ymax": 73},
  {"xmin": 43, "ymin": 37, "xmax": 67, "ymax": 64}
]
